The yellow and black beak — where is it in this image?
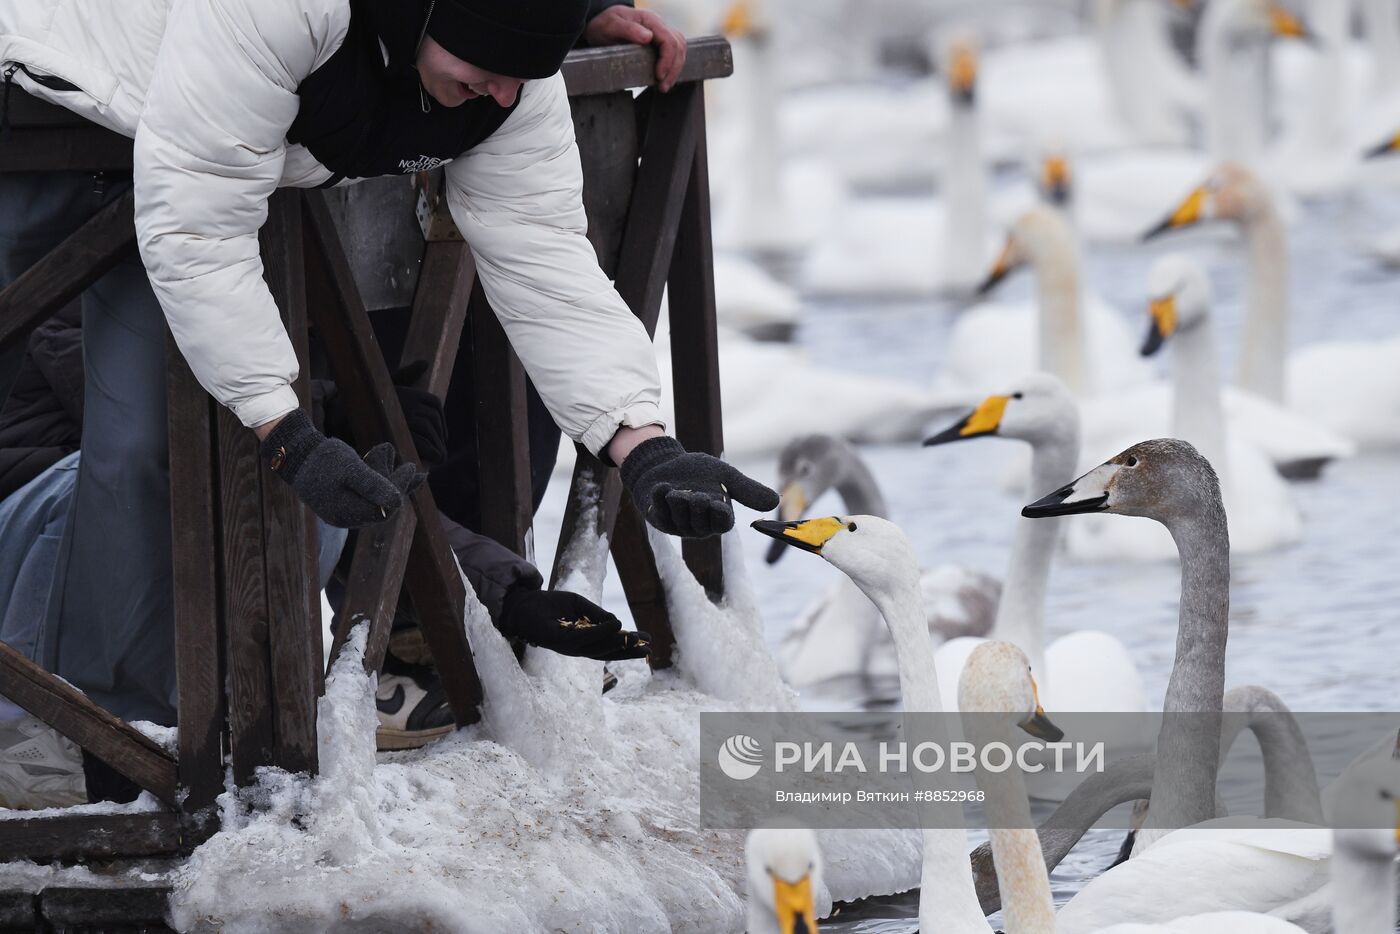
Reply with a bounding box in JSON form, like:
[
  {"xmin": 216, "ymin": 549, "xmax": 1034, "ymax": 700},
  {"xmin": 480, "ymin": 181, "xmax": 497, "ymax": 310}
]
[
  {"xmin": 976, "ymin": 239, "xmax": 1018, "ymax": 295},
  {"xmin": 764, "ymin": 483, "xmax": 811, "ymax": 564},
  {"xmin": 1140, "ymin": 295, "xmax": 1178, "ymax": 357},
  {"xmin": 1268, "ymin": 2, "xmax": 1312, "ymax": 42},
  {"xmin": 1143, "ymin": 185, "xmax": 1207, "ymax": 241},
  {"xmin": 924, "ymin": 394, "xmax": 1011, "ymax": 447},
  {"xmin": 721, "ymin": 0, "xmax": 761, "ymax": 39},
  {"xmin": 1365, "ymin": 132, "xmax": 1400, "ymax": 160},
  {"xmin": 1041, "ymin": 154, "xmax": 1072, "ymax": 207},
  {"xmin": 771, "ymin": 872, "xmax": 818, "ymax": 934},
  {"xmin": 1021, "ymin": 677, "xmax": 1064, "ymax": 742},
  {"xmin": 751, "ymin": 517, "xmax": 847, "ymax": 557},
  {"xmin": 948, "ymin": 43, "xmax": 977, "ymax": 108}
]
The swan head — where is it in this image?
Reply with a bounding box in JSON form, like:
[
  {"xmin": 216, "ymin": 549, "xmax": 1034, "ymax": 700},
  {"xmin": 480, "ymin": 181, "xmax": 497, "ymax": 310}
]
[
  {"xmin": 750, "ymin": 515, "xmax": 920, "ymax": 599},
  {"xmin": 977, "ymin": 206, "xmax": 1075, "ymax": 295},
  {"xmin": 958, "ymin": 642, "xmax": 1064, "ymax": 742},
  {"xmin": 1205, "ymin": 0, "xmax": 1312, "ymax": 45},
  {"xmin": 1365, "ymin": 130, "xmax": 1400, "ymax": 160},
  {"xmin": 721, "ymin": 0, "xmax": 769, "ymax": 41},
  {"xmin": 1037, "ymin": 149, "xmax": 1073, "ymax": 208},
  {"xmin": 1330, "ymin": 759, "xmax": 1400, "ymax": 859},
  {"xmin": 1143, "ymin": 162, "xmax": 1273, "ymax": 239},
  {"xmin": 942, "ymin": 32, "xmax": 979, "ymax": 108},
  {"xmin": 1021, "ymin": 438, "xmax": 1225, "ymax": 529},
  {"xmin": 1141, "ymin": 254, "xmax": 1212, "ymax": 356},
  {"xmin": 923, "ymin": 372, "xmax": 1078, "ymax": 448},
  {"xmin": 766, "ymin": 435, "xmax": 863, "ymax": 564},
  {"xmin": 746, "ymin": 826, "xmax": 822, "ymax": 934}
]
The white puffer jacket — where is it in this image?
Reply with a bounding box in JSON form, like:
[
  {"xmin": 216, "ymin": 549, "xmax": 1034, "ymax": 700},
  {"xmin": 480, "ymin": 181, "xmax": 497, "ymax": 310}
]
[{"xmin": 0, "ymin": 0, "xmax": 664, "ymax": 456}]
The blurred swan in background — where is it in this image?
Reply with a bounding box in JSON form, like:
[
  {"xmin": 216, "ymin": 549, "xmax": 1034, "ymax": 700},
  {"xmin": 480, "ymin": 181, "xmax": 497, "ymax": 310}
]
[
  {"xmin": 1149, "ymin": 162, "xmax": 1400, "ymax": 449},
  {"xmin": 922, "ymin": 374, "xmax": 1148, "ymax": 712},
  {"xmin": 745, "ymin": 827, "xmax": 824, "ymax": 934},
  {"xmin": 764, "ymin": 434, "xmax": 998, "ymax": 696},
  {"xmin": 1094, "ymin": 0, "xmax": 1201, "ymax": 147}
]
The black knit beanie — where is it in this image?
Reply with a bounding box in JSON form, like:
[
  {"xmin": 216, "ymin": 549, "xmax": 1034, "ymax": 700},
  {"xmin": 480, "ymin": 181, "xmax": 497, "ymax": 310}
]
[{"xmin": 427, "ymin": 0, "xmax": 591, "ymax": 80}]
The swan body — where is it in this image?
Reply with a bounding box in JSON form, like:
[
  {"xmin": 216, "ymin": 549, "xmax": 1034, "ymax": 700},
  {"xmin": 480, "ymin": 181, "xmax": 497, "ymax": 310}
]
[
  {"xmin": 923, "ymin": 374, "xmax": 1149, "ymax": 719},
  {"xmin": 944, "ymin": 207, "xmax": 1152, "ymax": 399},
  {"xmin": 767, "ymin": 434, "xmax": 997, "ymax": 695},
  {"xmin": 1149, "ymin": 162, "xmax": 1397, "ymax": 449},
  {"xmin": 745, "ymin": 827, "xmax": 823, "ymax": 934},
  {"xmin": 1095, "ymin": 0, "xmax": 1201, "ymax": 147},
  {"xmin": 750, "ymin": 514, "xmax": 991, "ymax": 934}
]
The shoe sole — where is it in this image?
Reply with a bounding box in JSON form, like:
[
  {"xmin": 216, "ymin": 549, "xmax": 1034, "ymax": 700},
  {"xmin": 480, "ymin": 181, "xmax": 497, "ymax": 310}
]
[{"xmin": 375, "ymin": 724, "xmax": 454, "ymax": 751}]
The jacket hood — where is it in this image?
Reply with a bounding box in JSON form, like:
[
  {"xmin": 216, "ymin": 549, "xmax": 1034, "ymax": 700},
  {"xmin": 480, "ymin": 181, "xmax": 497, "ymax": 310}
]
[{"xmin": 363, "ymin": 0, "xmax": 434, "ymax": 71}]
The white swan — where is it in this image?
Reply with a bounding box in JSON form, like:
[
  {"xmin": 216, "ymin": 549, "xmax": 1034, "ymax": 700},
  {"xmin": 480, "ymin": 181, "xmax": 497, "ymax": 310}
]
[
  {"xmin": 1020, "ymin": 439, "xmax": 1336, "ymax": 931},
  {"xmin": 1148, "ymin": 162, "xmax": 1400, "ymax": 449},
  {"xmin": 766, "ymin": 434, "xmax": 998, "ymax": 697},
  {"xmin": 1072, "ymin": 255, "xmax": 1303, "ymax": 560},
  {"xmin": 1095, "ymin": 0, "xmax": 1202, "ymax": 147},
  {"xmin": 798, "ymin": 31, "xmax": 996, "ymax": 297},
  {"xmin": 749, "ymin": 514, "xmax": 991, "ymax": 934},
  {"xmin": 1199, "ymin": 0, "xmax": 1312, "ymax": 167},
  {"xmin": 922, "ymin": 374, "xmax": 1148, "ymax": 713},
  {"xmin": 942, "ymin": 206, "xmax": 1152, "ymax": 398},
  {"xmin": 745, "ymin": 827, "xmax": 822, "ymax": 934}
]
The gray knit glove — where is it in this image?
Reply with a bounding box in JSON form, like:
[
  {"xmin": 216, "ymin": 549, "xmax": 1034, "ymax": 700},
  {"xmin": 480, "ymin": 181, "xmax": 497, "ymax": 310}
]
[
  {"xmin": 261, "ymin": 409, "xmax": 424, "ymax": 529},
  {"xmin": 619, "ymin": 436, "xmax": 779, "ymax": 538}
]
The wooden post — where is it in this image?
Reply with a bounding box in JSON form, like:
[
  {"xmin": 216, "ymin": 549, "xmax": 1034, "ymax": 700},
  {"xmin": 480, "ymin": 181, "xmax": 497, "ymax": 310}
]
[{"xmin": 469, "ymin": 281, "xmax": 533, "ymax": 558}]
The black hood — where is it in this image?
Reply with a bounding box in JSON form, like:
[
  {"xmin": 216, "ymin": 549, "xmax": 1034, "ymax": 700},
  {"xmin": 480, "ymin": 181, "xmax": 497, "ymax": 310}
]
[{"xmin": 363, "ymin": 0, "xmax": 435, "ymax": 72}]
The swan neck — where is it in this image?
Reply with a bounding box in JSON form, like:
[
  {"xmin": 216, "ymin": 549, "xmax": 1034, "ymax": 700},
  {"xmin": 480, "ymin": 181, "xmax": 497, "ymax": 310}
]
[
  {"xmin": 835, "ymin": 456, "xmax": 890, "ymax": 518},
  {"xmin": 1202, "ymin": 20, "xmax": 1270, "ymax": 163},
  {"xmin": 1238, "ymin": 210, "xmax": 1289, "ymax": 402},
  {"xmin": 1332, "ymin": 840, "xmax": 1397, "ymax": 934},
  {"xmin": 1034, "ymin": 241, "xmax": 1087, "ymax": 395},
  {"xmin": 870, "ymin": 579, "xmax": 944, "ymax": 714},
  {"xmin": 1171, "ymin": 321, "xmax": 1229, "ymax": 479},
  {"xmin": 743, "ymin": 34, "xmax": 782, "ymax": 211},
  {"xmin": 993, "ymin": 437, "xmax": 1077, "ymax": 679},
  {"xmin": 944, "ymin": 103, "xmax": 987, "ymax": 283},
  {"xmin": 1146, "ymin": 509, "xmax": 1230, "ymax": 833},
  {"xmin": 1218, "ymin": 687, "xmax": 1323, "ymax": 824}
]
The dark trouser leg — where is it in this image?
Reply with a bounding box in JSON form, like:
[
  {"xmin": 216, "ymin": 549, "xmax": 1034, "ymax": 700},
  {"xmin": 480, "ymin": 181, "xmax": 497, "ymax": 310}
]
[{"xmin": 38, "ymin": 182, "xmax": 177, "ymax": 726}]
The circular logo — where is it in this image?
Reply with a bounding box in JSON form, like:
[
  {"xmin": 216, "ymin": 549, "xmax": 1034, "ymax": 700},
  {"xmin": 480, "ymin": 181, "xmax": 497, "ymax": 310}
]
[{"xmin": 717, "ymin": 734, "xmax": 764, "ymax": 781}]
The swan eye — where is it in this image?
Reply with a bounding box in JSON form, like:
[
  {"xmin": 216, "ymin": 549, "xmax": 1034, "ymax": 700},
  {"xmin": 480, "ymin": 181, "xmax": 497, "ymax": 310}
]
[
  {"xmin": 1012, "ymin": 392, "xmax": 1023, "ymax": 399},
  {"xmin": 1381, "ymin": 789, "xmax": 1393, "ymax": 801},
  {"xmin": 847, "ymin": 522, "xmax": 858, "ymax": 532},
  {"xmin": 1125, "ymin": 456, "xmax": 1139, "ymax": 468}
]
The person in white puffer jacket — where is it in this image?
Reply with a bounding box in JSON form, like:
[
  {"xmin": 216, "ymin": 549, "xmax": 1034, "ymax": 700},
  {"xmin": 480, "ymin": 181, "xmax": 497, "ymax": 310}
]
[{"xmin": 0, "ymin": 0, "xmax": 777, "ymax": 802}]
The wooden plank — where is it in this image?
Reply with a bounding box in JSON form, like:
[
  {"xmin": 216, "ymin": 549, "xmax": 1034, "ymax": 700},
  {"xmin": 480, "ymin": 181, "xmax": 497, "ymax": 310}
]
[
  {"xmin": 257, "ymin": 190, "xmax": 319, "ymax": 775},
  {"xmin": 0, "ymin": 127, "xmax": 133, "ymax": 173},
  {"xmin": 41, "ymin": 885, "xmax": 174, "ymax": 928},
  {"xmin": 402, "ymin": 241, "xmax": 476, "ymax": 397},
  {"xmin": 217, "ymin": 404, "xmax": 275, "ymax": 786},
  {"xmin": 0, "ymin": 643, "xmax": 177, "ymax": 806},
  {"xmin": 0, "ymin": 191, "xmax": 134, "ymax": 354},
  {"xmin": 666, "ymin": 92, "xmax": 726, "ymax": 599},
  {"xmin": 469, "ymin": 281, "xmax": 532, "ymax": 557},
  {"xmin": 571, "ymin": 92, "xmax": 642, "ymax": 273},
  {"xmin": 563, "ymin": 35, "xmax": 733, "ymax": 97},
  {"xmin": 0, "ymin": 813, "xmax": 182, "ymax": 862},
  {"xmin": 303, "ymin": 193, "xmax": 482, "ymax": 725},
  {"xmin": 608, "ymin": 500, "xmax": 676, "ymax": 669},
  {"xmin": 166, "ymin": 343, "xmax": 225, "ymax": 820}
]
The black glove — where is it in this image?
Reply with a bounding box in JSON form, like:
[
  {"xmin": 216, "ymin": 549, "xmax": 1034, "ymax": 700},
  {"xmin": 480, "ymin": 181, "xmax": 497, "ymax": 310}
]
[
  {"xmin": 321, "ymin": 361, "xmax": 448, "ymax": 469},
  {"xmin": 499, "ymin": 587, "xmax": 651, "ymax": 662},
  {"xmin": 619, "ymin": 436, "xmax": 780, "ymax": 538},
  {"xmin": 261, "ymin": 409, "xmax": 425, "ymax": 529}
]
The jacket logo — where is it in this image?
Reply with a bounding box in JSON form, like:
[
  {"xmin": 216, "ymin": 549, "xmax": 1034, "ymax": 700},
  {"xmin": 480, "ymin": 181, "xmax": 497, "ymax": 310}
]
[{"xmin": 398, "ymin": 155, "xmax": 449, "ymax": 173}]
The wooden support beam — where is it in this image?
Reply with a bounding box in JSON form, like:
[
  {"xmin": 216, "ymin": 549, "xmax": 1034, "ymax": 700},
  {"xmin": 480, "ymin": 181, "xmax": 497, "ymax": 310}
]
[
  {"xmin": 469, "ymin": 281, "xmax": 532, "ymax": 558},
  {"xmin": 666, "ymin": 91, "xmax": 726, "ymax": 599},
  {"xmin": 0, "ymin": 192, "xmax": 134, "ymax": 354},
  {"xmin": 303, "ymin": 193, "xmax": 483, "ymax": 725},
  {"xmin": 258, "ymin": 190, "xmax": 320, "ymax": 775},
  {"xmin": 0, "ymin": 813, "xmax": 182, "ymax": 862},
  {"xmin": 0, "ymin": 643, "xmax": 178, "ymax": 806},
  {"xmin": 562, "ymin": 35, "xmax": 733, "ymax": 96},
  {"xmin": 167, "ymin": 343, "xmax": 225, "ymax": 820}
]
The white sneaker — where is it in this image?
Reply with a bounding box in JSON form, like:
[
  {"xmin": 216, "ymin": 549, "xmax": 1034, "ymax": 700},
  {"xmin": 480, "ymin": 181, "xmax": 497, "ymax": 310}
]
[{"xmin": 0, "ymin": 716, "xmax": 87, "ymax": 809}]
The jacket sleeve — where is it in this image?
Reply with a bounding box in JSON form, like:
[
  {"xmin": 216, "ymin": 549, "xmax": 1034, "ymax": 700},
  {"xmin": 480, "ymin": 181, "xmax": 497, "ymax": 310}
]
[
  {"xmin": 132, "ymin": 0, "xmax": 340, "ymax": 429},
  {"xmin": 443, "ymin": 74, "xmax": 665, "ymax": 458}
]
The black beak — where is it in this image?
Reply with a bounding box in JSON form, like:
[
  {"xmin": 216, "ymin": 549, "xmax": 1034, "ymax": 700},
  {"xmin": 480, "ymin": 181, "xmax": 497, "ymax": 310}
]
[
  {"xmin": 952, "ymin": 85, "xmax": 976, "ymax": 108},
  {"xmin": 1023, "ymin": 711, "xmax": 1065, "ymax": 743},
  {"xmin": 1141, "ymin": 215, "xmax": 1176, "ymax": 242},
  {"xmin": 751, "ymin": 519, "xmax": 823, "ymax": 555},
  {"xmin": 1140, "ymin": 318, "xmax": 1166, "ymax": 357},
  {"xmin": 923, "ymin": 411, "xmax": 982, "ymax": 447},
  {"xmin": 975, "ymin": 266, "xmax": 1009, "ymax": 296},
  {"xmin": 1045, "ymin": 182, "xmax": 1071, "ymax": 207},
  {"xmin": 1022, "ymin": 484, "xmax": 1109, "ymax": 518},
  {"xmin": 1366, "ymin": 137, "xmax": 1397, "ymax": 160}
]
